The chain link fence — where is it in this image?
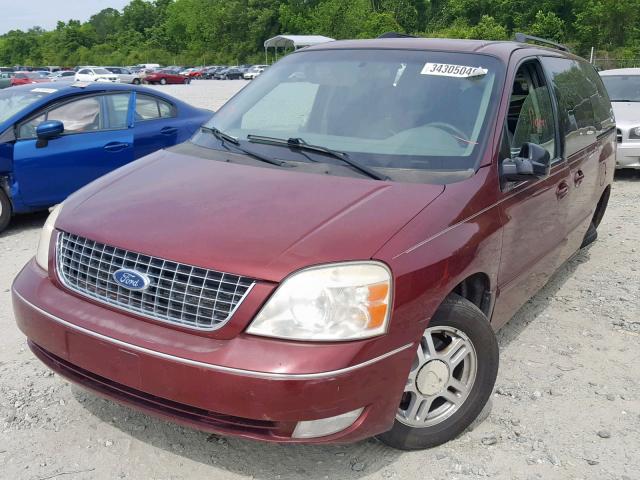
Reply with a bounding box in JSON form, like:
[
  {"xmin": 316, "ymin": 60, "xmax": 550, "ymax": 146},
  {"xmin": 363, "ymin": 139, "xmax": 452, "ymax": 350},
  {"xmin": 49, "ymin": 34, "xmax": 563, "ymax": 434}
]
[{"xmin": 592, "ymin": 58, "xmax": 640, "ymax": 71}]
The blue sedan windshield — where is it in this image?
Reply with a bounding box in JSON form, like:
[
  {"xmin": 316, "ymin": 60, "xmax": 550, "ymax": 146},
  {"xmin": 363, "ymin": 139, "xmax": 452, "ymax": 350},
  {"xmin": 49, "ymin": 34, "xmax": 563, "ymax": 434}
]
[{"xmin": 0, "ymin": 88, "xmax": 54, "ymax": 123}]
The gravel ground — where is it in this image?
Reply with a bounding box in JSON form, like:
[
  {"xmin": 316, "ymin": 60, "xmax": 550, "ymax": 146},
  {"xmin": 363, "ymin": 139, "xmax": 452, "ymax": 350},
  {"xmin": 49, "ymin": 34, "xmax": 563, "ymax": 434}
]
[{"xmin": 1, "ymin": 80, "xmax": 639, "ymax": 480}]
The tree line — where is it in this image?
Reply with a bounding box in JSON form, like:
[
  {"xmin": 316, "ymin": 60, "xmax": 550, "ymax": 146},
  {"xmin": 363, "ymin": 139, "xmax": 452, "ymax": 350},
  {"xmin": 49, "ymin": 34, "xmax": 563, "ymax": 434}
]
[{"xmin": 1, "ymin": 0, "xmax": 638, "ymax": 67}]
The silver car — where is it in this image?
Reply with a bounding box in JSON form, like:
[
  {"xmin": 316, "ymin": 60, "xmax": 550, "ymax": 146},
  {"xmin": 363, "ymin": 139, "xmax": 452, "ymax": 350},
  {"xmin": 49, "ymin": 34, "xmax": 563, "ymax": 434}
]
[{"xmin": 600, "ymin": 68, "xmax": 640, "ymax": 169}]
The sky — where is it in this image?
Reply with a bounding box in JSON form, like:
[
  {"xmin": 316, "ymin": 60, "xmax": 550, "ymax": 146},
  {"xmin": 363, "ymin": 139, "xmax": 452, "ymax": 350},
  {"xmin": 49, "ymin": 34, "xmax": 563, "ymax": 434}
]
[{"xmin": 0, "ymin": 0, "xmax": 131, "ymax": 35}]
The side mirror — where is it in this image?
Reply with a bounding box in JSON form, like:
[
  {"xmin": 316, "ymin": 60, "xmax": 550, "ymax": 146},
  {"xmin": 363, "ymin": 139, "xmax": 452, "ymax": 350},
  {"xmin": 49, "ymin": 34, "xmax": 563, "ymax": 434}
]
[
  {"xmin": 502, "ymin": 143, "xmax": 551, "ymax": 182},
  {"xmin": 36, "ymin": 120, "xmax": 64, "ymax": 148}
]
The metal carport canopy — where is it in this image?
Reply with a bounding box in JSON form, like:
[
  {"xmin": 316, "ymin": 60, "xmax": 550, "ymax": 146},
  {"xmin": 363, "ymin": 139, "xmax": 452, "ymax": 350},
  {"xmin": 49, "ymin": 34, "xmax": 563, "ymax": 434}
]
[{"xmin": 263, "ymin": 35, "xmax": 335, "ymax": 49}]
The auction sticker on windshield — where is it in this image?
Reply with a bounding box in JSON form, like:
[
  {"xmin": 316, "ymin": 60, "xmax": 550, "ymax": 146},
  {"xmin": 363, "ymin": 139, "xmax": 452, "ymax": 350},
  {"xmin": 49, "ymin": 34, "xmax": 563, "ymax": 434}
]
[{"xmin": 421, "ymin": 63, "xmax": 488, "ymax": 78}]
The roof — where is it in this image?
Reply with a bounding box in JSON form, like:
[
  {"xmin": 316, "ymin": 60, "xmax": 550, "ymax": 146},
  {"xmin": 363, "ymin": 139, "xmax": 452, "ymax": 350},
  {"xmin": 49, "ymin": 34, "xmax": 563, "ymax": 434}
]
[
  {"xmin": 264, "ymin": 35, "xmax": 335, "ymax": 49},
  {"xmin": 301, "ymin": 37, "xmax": 578, "ymax": 60},
  {"xmin": 599, "ymin": 68, "xmax": 640, "ymax": 76}
]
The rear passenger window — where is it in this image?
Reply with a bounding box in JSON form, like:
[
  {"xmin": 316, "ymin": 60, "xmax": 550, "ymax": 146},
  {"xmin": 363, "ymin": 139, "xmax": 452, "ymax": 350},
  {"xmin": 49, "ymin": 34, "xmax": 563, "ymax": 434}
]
[
  {"xmin": 541, "ymin": 57, "xmax": 614, "ymax": 157},
  {"xmin": 135, "ymin": 94, "xmax": 176, "ymax": 121}
]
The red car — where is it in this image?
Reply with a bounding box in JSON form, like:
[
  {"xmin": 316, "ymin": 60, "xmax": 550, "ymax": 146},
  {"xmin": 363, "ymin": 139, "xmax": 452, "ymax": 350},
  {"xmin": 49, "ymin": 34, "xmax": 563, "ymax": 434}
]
[
  {"xmin": 10, "ymin": 71, "xmax": 50, "ymax": 86},
  {"xmin": 144, "ymin": 69, "xmax": 190, "ymax": 85},
  {"xmin": 13, "ymin": 34, "xmax": 614, "ymax": 450}
]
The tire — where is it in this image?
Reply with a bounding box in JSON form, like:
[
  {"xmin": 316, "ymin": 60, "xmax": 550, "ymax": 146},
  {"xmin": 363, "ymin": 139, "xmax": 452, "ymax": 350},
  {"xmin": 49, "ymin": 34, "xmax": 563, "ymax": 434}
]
[
  {"xmin": 580, "ymin": 188, "xmax": 610, "ymax": 249},
  {"xmin": 377, "ymin": 294, "xmax": 499, "ymax": 450},
  {"xmin": 133, "ymin": 78, "xmax": 140, "ymax": 85},
  {"xmin": 159, "ymin": 78, "xmax": 167, "ymax": 85},
  {"xmin": 184, "ymin": 77, "xmax": 190, "ymax": 85},
  {"xmin": 0, "ymin": 188, "xmax": 12, "ymax": 233}
]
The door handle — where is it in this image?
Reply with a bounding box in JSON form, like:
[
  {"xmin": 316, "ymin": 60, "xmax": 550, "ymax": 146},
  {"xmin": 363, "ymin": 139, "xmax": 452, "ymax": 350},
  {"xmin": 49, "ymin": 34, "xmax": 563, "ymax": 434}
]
[
  {"xmin": 556, "ymin": 182, "xmax": 570, "ymax": 199},
  {"xmin": 574, "ymin": 170, "xmax": 585, "ymax": 186},
  {"xmin": 103, "ymin": 142, "xmax": 130, "ymax": 152},
  {"xmin": 161, "ymin": 127, "xmax": 178, "ymax": 135}
]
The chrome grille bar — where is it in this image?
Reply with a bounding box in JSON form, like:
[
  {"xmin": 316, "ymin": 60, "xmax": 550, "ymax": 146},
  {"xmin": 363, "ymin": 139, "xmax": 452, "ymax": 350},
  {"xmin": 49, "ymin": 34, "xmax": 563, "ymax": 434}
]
[{"xmin": 56, "ymin": 231, "xmax": 255, "ymax": 331}]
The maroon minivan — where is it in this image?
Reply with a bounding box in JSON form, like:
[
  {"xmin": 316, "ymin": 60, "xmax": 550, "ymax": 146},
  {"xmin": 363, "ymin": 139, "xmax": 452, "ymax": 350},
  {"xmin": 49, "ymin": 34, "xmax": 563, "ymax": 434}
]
[{"xmin": 12, "ymin": 35, "xmax": 615, "ymax": 450}]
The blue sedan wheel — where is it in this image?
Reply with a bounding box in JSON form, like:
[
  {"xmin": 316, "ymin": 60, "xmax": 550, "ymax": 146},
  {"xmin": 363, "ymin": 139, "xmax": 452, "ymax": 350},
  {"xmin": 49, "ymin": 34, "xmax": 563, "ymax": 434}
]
[{"xmin": 0, "ymin": 189, "xmax": 11, "ymax": 232}]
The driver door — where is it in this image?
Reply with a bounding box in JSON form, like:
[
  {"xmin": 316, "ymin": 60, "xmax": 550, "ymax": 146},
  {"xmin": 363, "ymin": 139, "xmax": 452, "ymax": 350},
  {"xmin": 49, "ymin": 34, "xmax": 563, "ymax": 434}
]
[
  {"xmin": 492, "ymin": 59, "xmax": 571, "ymax": 328},
  {"xmin": 12, "ymin": 92, "xmax": 134, "ymax": 208}
]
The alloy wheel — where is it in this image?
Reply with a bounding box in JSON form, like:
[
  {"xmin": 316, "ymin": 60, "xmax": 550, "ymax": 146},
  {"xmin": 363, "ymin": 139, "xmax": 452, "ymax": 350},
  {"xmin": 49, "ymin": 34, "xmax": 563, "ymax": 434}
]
[{"xmin": 397, "ymin": 325, "xmax": 477, "ymax": 428}]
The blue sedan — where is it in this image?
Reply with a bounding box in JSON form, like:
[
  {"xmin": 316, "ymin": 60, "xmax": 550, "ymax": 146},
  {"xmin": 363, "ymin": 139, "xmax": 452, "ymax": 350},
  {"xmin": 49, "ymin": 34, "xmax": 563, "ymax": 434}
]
[{"xmin": 0, "ymin": 82, "xmax": 212, "ymax": 232}]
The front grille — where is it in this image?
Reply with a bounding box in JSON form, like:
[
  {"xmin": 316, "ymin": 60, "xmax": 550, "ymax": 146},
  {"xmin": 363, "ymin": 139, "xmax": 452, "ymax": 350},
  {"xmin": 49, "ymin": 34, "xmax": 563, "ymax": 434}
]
[
  {"xmin": 617, "ymin": 129, "xmax": 623, "ymax": 143},
  {"xmin": 56, "ymin": 232, "xmax": 255, "ymax": 331}
]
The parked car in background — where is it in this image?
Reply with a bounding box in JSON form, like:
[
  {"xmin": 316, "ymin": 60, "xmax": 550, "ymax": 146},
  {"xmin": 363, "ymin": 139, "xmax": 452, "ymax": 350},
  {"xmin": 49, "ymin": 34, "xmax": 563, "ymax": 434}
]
[
  {"xmin": 600, "ymin": 68, "xmax": 640, "ymax": 169},
  {"xmin": 0, "ymin": 82, "xmax": 212, "ymax": 231},
  {"xmin": 75, "ymin": 67, "xmax": 118, "ymax": 83},
  {"xmin": 214, "ymin": 67, "xmax": 244, "ymax": 80},
  {"xmin": 144, "ymin": 69, "xmax": 190, "ymax": 85},
  {"xmin": 202, "ymin": 66, "xmax": 225, "ymax": 79},
  {"xmin": 0, "ymin": 72, "xmax": 15, "ymax": 89},
  {"xmin": 10, "ymin": 71, "xmax": 50, "ymax": 86},
  {"xmin": 105, "ymin": 67, "xmax": 142, "ymax": 85},
  {"xmin": 12, "ymin": 35, "xmax": 614, "ymax": 450},
  {"xmin": 48, "ymin": 71, "xmax": 76, "ymax": 82},
  {"xmin": 243, "ymin": 65, "xmax": 268, "ymax": 79}
]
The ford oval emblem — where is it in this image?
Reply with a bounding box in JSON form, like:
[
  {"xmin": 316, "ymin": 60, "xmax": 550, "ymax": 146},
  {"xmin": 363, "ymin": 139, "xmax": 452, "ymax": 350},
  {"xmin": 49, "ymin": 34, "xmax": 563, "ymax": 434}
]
[{"xmin": 112, "ymin": 269, "xmax": 151, "ymax": 291}]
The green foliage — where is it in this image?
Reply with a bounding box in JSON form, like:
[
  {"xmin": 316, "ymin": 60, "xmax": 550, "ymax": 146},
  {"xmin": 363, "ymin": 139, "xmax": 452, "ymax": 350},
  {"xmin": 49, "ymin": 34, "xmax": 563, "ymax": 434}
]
[{"xmin": 0, "ymin": 0, "xmax": 637, "ymax": 66}]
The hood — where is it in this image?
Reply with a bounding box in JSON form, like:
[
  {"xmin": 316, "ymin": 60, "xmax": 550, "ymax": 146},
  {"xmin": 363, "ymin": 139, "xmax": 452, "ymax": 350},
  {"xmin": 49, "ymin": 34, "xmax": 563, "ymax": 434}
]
[
  {"xmin": 611, "ymin": 101, "xmax": 640, "ymax": 128},
  {"xmin": 57, "ymin": 149, "xmax": 444, "ymax": 282}
]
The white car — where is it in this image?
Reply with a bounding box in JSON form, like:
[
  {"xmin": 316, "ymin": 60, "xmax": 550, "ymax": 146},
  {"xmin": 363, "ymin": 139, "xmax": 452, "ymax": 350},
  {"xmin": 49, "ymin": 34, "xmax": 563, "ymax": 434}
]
[
  {"xmin": 74, "ymin": 67, "xmax": 118, "ymax": 83},
  {"xmin": 105, "ymin": 67, "xmax": 142, "ymax": 84},
  {"xmin": 600, "ymin": 68, "xmax": 640, "ymax": 169},
  {"xmin": 49, "ymin": 71, "xmax": 76, "ymax": 82},
  {"xmin": 243, "ymin": 65, "xmax": 268, "ymax": 80}
]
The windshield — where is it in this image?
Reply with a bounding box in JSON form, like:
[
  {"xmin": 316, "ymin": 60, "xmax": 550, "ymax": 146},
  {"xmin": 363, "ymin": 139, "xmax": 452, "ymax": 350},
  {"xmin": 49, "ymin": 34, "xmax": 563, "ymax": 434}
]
[
  {"xmin": 199, "ymin": 49, "xmax": 503, "ymax": 176},
  {"xmin": 601, "ymin": 75, "xmax": 640, "ymax": 102},
  {"xmin": 0, "ymin": 88, "xmax": 52, "ymax": 123}
]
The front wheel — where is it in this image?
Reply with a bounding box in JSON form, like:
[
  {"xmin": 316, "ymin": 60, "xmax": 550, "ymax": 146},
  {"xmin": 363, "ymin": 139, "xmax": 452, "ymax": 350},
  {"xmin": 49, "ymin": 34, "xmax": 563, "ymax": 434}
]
[
  {"xmin": 159, "ymin": 78, "xmax": 167, "ymax": 85},
  {"xmin": 132, "ymin": 78, "xmax": 140, "ymax": 85},
  {"xmin": 377, "ymin": 294, "xmax": 499, "ymax": 450},
  {"xmin": 0, "ymin": 188, "xmax": 12, "ymax": 233}
]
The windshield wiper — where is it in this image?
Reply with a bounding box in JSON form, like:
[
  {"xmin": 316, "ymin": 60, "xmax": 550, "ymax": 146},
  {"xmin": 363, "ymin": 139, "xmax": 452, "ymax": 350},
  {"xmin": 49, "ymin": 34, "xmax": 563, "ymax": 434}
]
[
  {"xmin": 246, "ymin": 135, "xmax": 389, "ymax": 181},
  {"xmin": 201, "ymin": 126, "xmax": 284, "ymax": 167}
]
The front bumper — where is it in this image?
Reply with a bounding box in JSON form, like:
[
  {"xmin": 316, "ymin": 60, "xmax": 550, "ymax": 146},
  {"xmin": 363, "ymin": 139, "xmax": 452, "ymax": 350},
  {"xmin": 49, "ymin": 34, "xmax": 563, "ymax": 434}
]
[
  {"xmin": 616, "ymin": 142, "xmax": 640, "ymax": 169},
  {"xmin": 12, "ymin": 259, "xmax": 414, "ymax": 443}
]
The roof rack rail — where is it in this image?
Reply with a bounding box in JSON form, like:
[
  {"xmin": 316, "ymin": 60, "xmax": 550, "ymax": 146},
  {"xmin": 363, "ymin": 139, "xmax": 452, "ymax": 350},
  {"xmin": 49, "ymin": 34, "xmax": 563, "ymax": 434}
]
[
  {"xmin": 377, "ymin": 32, "xmax": 416, "ymax": 39},
  {"xmin": 514, "ymin": 33, "xmax": 570, "ymax": 52}
]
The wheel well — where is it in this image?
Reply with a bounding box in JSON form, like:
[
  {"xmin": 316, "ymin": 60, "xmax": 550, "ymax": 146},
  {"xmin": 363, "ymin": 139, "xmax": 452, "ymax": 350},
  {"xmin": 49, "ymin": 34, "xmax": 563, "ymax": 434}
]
[
  {"xmin": 451, "ymin": 273, "xmax": 491, "ymax": 317},
  {"xmin": 592, "ymin": 185, "xmax": 611, "ymax": 229}
]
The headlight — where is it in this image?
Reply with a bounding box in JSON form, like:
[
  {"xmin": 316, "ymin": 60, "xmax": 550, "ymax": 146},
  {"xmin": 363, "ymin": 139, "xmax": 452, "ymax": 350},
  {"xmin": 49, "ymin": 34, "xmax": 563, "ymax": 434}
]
[
  {"xmin": 247, "ymin": 262, "xmax": 392, "ymax": 341},
  {"xmin": 629, "ymin": 126, "xmax": 640, "ymax": 139},
  {"xmin": 35, "ymin": 203, "xmax": 64, "ymax": 271}
]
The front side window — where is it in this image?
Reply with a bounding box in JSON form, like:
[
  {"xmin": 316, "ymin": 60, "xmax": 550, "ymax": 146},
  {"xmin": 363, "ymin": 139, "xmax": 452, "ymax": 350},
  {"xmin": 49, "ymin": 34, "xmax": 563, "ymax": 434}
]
[
  {"xmin": 17, "ymin": 96, "xmax": 103, "ymax": 138},
  {"xmin": 104, "ymin": 93, "xmax": 131, "ymax": 129},
  {"xmin": 197, "ymin": 49, "xmax": 504, "ymax": 182},
  {"xmin": 506, "ymin": 64, "xmax": 556, "ymax": 159}
]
